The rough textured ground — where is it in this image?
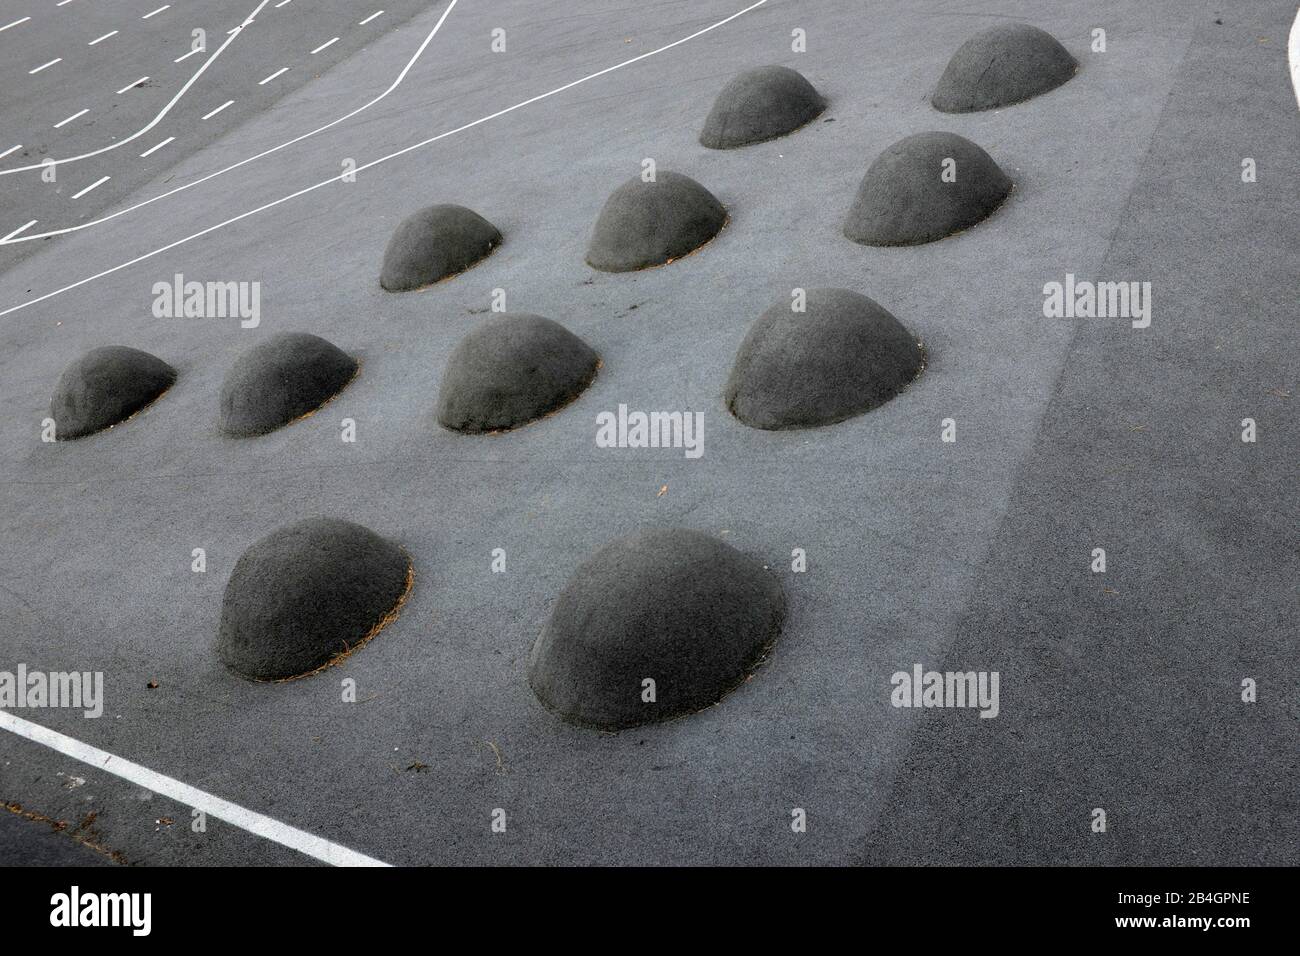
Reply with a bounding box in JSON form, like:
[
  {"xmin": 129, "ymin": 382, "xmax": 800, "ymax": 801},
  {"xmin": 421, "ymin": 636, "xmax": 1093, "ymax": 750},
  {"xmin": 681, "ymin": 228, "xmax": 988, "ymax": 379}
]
[{"xmin": 0, "ymin": 0, "xmax": 1294, "ymax": 866}]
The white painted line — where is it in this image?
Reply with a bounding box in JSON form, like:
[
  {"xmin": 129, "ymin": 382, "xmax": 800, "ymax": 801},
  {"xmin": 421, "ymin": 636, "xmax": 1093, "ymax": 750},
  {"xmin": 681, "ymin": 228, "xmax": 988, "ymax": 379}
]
[
  {"xmin": 53, "ymin": 108, "xmax": 90, "ymax": 129},
  {"xmin": 1289, "ymin": 6, "xmax": 1300, "ymax": 110},
  {"xmin": 28, "ymin": 58, "xmax": 61, "ymax": 75},
  {"xmin": 88, "ymin": 30, "xmax": 119, "ymax": 46},
  {"xmin": 201, "ymin": 99, "xmax": 234, "ymax": 120},
  {"xmin": 117, "ymin": 76, "xmax": 150, "ymax": 94},
  {"xmin": 70, "ymin": 175, "xmax": 109, "ymax": 199},
  {"xmin": 258, "ymin": 66, "xmax": 289, "ymax": 84},
  {"xmin": 174, "ymin": 47, "xmax": 201, "ymax": 63},
  {"xmin": 0, "ymin": 16, "xmax": 32, "ymax": 33},
  {"xmin": 139, "ymin": 136, "xmax": 174, "ymax": 157},
  {"xmin": 0, "ymin": 144, "xmax": 22, "ymax": 160},
  {"xmin": 275, "ymin": 0, "xmax": 292, "ymax": 7},
  {"xmin": 0, "ymin": 0, "xmax": 270, "ymax": 176},
  {"xmin": 0, "ymin": 0, "xmax": 768, "ymax": 307},
  {"xmin": 1, "ymin": 220, "xmax": 37, "ymax": 242},
  {"xmin": 57, "ymin": 0, "xmax": 76, "ymax": 6},
  {"xmin": 5, "ymin": 0, "xmax": 460, "ymax": 237},
  {"xmin": 311, "ymin": 37, "xmax": 339, "ymax": 54},
  {"xmin": 142, "ymin": 4, "xmax": 171, "ymax": 18},
  {"xmin": 0, "ymin": 711, "xmax": 391, "ymax": 867},
  {"xmin": 359, "ymin": 10, "xmax": 384, "ymax": 25}
]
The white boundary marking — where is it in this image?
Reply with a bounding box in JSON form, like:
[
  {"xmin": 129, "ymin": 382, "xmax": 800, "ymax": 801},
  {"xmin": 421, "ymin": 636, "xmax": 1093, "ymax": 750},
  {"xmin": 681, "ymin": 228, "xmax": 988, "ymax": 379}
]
[
  {"xmin": 259, "ymin": 66, "xmax": 290, "ymax": 84},
  {"xmin": 116, "ymin": 76, "xmax": 150, "ymax": 94},
  {"xmin": 0, "ymin": 220, "xmax": 37, "ymax": 242},
  {"xmin": 1289, "ymin": 5, "xmax": 1300, "ymax": 109},
  {"xmin": 360, "ymin": 10, "xmax": 384, "ymax": 26},
  {"xmin": 142, "ymin": 5, "xmax": 171, "ymax": 19},
  {"xmin": 311, "ymin": 37, "xmax": 340, "ymax": 55},
  {"xmin": 202, "ymin": 100, "xmax": 235, "ymax": 120},
  {"xmin": 0, "ymin": 145, "xmax": 22, "ymax": 160},
  {"xmin": 53, "ymin": 108, "xmax": 90, "ymax": 129},
  {"xmin": 0, "ymin": 0, "xmax": 271, "ymax": 176},
  {"xmin": 0, "ymin": 0, "xmax": 766, "ymax": 309},
  {"xmin": 4, "ymin": 0, "xmax": 459, "ymax": 243},
  {"xmin": 88, "ymin": 30, "xmax": 119, "ymax": 46},
  {"xmin": 28, "ymin": 58, "xmax": 62, "ymax": 75},
  {"xmin": 0, "ymin": 711, "xmax": 391, "ymax": 867},
  {"xmin": 0, "ymin": 16, "xmax": 32, "ymax": 32},
  {"xmin": 70, "ymin": 175, "xmax": 110, "ymax": 199},
  {"xmin": 140, "ymin": 136, "xmax": 175, "ymax": 158}
]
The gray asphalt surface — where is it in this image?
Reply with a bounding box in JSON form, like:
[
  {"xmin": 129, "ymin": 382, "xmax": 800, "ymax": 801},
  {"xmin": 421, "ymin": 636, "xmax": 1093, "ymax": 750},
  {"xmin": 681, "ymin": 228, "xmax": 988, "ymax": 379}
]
[
  {"xmin": 0, "ymin": 0, "xmax": 440, "ymax": 267},
  {"xmin": 0, "ymin": 0, "xmax": 1294, "ymax": 866}
]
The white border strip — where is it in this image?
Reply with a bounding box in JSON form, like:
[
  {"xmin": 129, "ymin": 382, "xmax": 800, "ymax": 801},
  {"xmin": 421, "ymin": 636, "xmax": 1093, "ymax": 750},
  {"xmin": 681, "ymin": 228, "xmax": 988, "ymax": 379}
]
[
  {"xmin": 0, "ymin": 0, "xmax": 768, "ymax": 317},
  {"xmin": 0, "ymin": 710, "xmax": 391, "ymax": 867},
  {"xmin": 1289, "ymin": 5, "xmax": 1300, "ymax": 109}
]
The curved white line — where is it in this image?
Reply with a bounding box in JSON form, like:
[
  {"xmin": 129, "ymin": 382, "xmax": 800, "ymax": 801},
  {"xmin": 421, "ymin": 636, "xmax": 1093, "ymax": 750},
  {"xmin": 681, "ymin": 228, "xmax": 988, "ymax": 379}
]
[
  {"xmin": 0, "ymin": 0, "xmax": 768, "ymax": 318},
  {"xmin": 3, "ymin": 0, "xmax": 460, "ymax": 243},
  {"xmin": 1289, "ymin": 5, "xmax": 1300, "ymax": 109},
  {"xmin": 0, "ymin": 0, "xmax": 272, "ymax": 177}
]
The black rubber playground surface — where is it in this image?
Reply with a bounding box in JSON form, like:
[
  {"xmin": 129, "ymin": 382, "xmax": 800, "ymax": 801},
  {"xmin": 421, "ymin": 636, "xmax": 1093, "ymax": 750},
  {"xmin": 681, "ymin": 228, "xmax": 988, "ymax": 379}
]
[{"xmin": 0, "ymin": 0, "xmax": 1295, "ymax": 866}]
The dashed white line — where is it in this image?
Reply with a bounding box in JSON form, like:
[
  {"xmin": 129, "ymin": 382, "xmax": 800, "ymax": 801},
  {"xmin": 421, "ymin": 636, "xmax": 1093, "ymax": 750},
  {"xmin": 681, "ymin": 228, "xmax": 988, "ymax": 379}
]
[
  {"xmin": 0, "ymin": 16, "xmax": 32, "ymax": 32},
  {"xmin": 0, "ymin": 0, "xmax": 270, "ymax": 177},
  {"xmin": 201, "ymin": 99, "xmax": 234, "ymax": 120},
  {"xmin": 53, "ymin": 109, "xmax": 90, "ymax": 129},
  {"xmin": 116, "ymin": 76, "xmax": 150, "ymax": 94},
  {"xmin": 4, "ymin": 0, "xmax": 460, "ymax": 240},
  {"xmin": 0, "ymin": 145, "xmax": 22, "ymax": 160},
  {"xmin": 56, "ymin": 0, "xmax": 76, "ymax": 6},
  {"xmin": 359, "ymin": 10, "xmax": 384, "ymax": 25},
  {"xmin": 28, "ymin": 58, "xmax": 61, "ymax": 75},
  {"xmin": 139, "ymin": 136, "xmax": 174, "ymax": 158},
  {"xmin": 70, "ymin": 175, "xmax": 109, "ymax": 199},
  {"xmin": 142, "ymin": 4, "xmax": 171, "ymax": 18},
  {"xmin": 258, "ymin": 66, "xmax": 289, "ymax": 84},
  {"xmin": 0, "ymin": 220, "xmax": 37, "ymax": 242},
  {"xmin": 88, "ymin": 30, "xmax": 119, "ymax": 46},
  {"xmin": 0, "ymin": 0, "xmax": 768, "ymax": 264},
  {"xmin": 174, "ymin": 47, "xmax": 202, "ymax": 63},
  {"xmin": 275, "ymin": 0, "xmax": 292, "ymax": 7},
  {"xmin": 0, "ymin": 0, "xmax": 768, "ymax": 316},
  {"xmin": 0, "ymin": 712, "xmax": 391, "ymax": 867},
  {"xmin": 311, "ymin": 37, "xmax": 339, "ymax": 54}
]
